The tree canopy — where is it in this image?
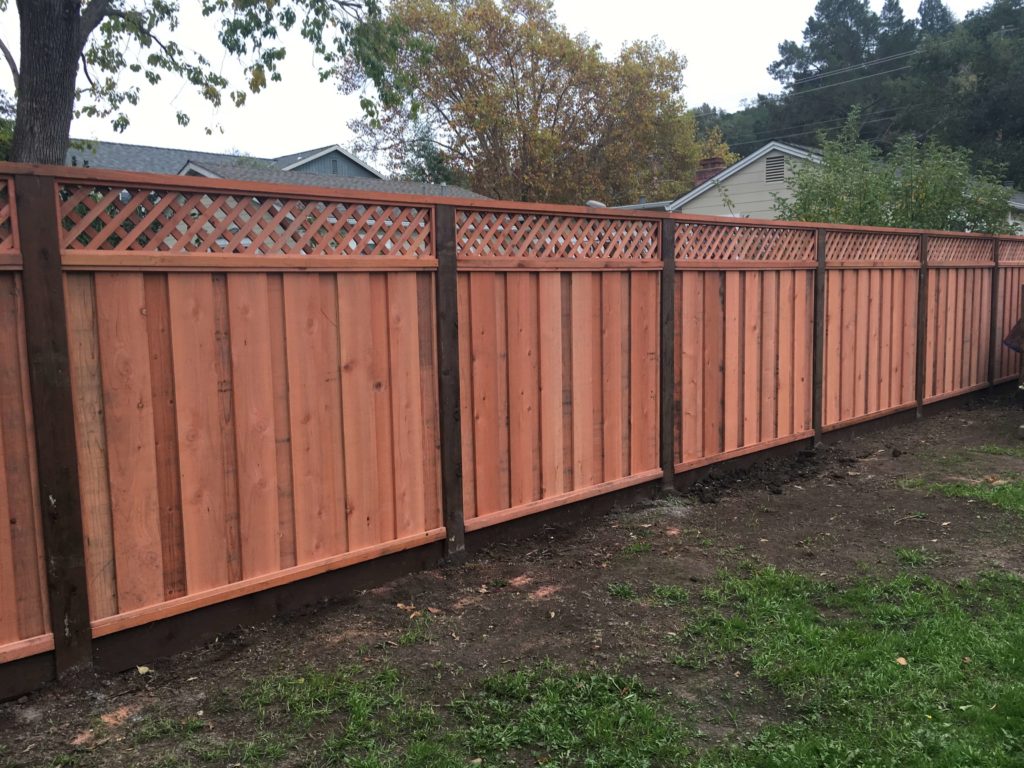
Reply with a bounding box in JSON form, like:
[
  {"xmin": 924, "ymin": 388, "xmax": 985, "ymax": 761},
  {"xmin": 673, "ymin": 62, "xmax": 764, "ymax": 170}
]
[
  {"xmin": 774, "ymin": 111, "xmax": 1014, "ymax": 234},
  {"xmin": 710, "ymin": 0, "xmax": 1024, "ymax": 188},
  {"xmin": 342, "ymin": 0, "xmax": 731, "ymax": 204},
  {"xmin": 1, "ymin": 0, "xmax": 413, "ymax": 163}
]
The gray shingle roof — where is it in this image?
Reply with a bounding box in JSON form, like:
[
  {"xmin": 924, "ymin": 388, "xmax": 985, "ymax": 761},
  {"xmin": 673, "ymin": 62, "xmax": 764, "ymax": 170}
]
[
  {"xmin": 66, "ymin": 139, "xmax": 276, "ymax": 176},
  {"xmin": 187, "ymin": 160, "xmax": 485, "ymax": 200}
]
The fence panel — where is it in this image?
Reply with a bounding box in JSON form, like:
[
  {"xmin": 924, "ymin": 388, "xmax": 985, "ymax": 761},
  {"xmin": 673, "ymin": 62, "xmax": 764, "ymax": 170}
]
[
  {"xmin": 59, "ymin": 179, "xmax": 444, "ymax": 637},
  {"xmin": 0, "ymin": 177, "xmax": 52, "ymax": 664},
  {"xmin": 673, "ymin": 222, "xmax": 816, "ymax": 468},
  {"xmin": 455, "ymin": 208, "xmax": 663, "ymax": 530},
  {"xmin": 996, "ymin": 239, "xmax": 1024, "ymax": 383},
  {"xmin": 822, "ymin": 231, "xmax": 920, "ymax": 429},
  {"xmin": 923, "ymin": 236, "xmax": 995, "ymax": 403}
]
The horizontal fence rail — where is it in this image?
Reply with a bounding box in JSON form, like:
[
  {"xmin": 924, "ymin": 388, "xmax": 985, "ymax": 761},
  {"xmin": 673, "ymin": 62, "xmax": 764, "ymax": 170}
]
[{"xmin": 0, "ymin": 161, "xmax": 1022, "ymax": 688}]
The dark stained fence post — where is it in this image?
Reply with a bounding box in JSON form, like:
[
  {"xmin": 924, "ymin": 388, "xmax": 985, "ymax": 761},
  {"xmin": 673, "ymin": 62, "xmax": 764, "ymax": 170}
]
[
  {"xmin": 812, "ymin": 228, "xmax": 827, "ymax": 445},
  {"xmin": 434, "ymin": 204, "xmax": 467, "ymax": 563},
  {"xmin": 989, "ymin": 239, "xmax": 1000, "ymax": 387},
  {"xmin": 915, "ymin": 234, "xmax": 930, "ymax": 414},
  {"xmin": 659, "ymin": 218, "xmax": 677, "ymax": 489},
  {"xmin": 15, "ymin": 173, "xmax": 93, "ymax": 675}
]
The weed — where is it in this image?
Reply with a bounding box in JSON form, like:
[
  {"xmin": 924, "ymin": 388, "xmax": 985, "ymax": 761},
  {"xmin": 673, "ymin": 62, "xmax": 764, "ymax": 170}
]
[
  {"xmin": 895, "ymin": 547, "xmax": 939, "ymax": 567},
  {"xmin": 397, "ymin": 615, "xmax": 433, "ymax": 647},
  {"xmin": 133, "ymin": 716, "xmax": 204, "ymax": 744},
  {"xmin": 651, "ymin": 584, "xmax": 689, "ymax": 606},
  {"xmin": 621, "ymin": 540, "xmax": 652, "ymax": 557},
  {"xmin": 972, "ymin": 444, "xmax": 1024, "ymax": 459},
  {"xmin": 607, "ymin": 582, "xmax": 638, "ymax": 599}
]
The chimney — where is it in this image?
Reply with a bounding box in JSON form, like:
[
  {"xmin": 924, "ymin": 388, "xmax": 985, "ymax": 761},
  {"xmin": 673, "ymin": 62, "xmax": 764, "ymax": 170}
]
[{"xmin": 695, "ymin": 156, "xmax": 727, "ymax": 185}]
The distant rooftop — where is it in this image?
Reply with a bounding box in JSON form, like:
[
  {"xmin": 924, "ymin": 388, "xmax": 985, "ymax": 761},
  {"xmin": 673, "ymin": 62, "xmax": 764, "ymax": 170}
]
[{"xmin": 64, "ymin": 138, "xmax": 483, "ymax": 199}]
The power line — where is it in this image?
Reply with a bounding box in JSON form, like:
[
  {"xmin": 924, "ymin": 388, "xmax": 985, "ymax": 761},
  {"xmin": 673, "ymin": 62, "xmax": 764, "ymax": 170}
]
[
  {"xmin": 726, "ymin": 107, "xmax": 941, "ymax": 150},
  {"xmin": 790, "ymin": 48, "xmax": 920, "ymax": 86}
]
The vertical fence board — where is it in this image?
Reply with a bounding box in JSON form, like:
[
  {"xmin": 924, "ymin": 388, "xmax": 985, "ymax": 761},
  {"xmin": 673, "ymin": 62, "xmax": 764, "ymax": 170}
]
[
  {"xmin": 227, "ymin": 274, "xmax": 280, "ymax": 578},
  {"xmin": 65, "ymin": 274, "xmax": 117, "ymax": 620},
  {"xmin": 168, "ymin": 274, "xmax": 231, "ymax": 593},
  {"xmin": 94, "ymin": 274, "xmax": 164, "ymax": 611}
]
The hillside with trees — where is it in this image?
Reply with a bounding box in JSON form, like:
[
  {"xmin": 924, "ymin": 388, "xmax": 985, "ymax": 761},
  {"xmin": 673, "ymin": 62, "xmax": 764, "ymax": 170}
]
[{"xmin": 699, "ymin": 0, "xmax": 1024, "ymax": 188}]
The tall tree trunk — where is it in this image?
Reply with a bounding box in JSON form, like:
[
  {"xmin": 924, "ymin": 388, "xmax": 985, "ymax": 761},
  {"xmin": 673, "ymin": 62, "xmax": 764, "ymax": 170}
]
[{"xmin": 11, "ymin": 0, "xmax": 82, "ymax": 164}]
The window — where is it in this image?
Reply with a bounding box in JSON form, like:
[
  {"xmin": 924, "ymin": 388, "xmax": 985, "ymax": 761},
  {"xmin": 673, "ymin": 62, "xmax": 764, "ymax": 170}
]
[
  {"xmin": 765, "ymin": 155, "xmax": 785, "ymax": 183},
  {"xmin": 332, "ymin": 157, "xmax": 339, "ymax": 174}
]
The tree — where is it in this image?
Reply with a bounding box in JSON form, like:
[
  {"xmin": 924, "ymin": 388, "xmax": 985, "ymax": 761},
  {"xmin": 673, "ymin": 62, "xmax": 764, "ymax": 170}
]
[
  {"xmin": 342, "ymin": 0, "xmax": 714, "ymax": 204},
  {"xmin": 877, "ymin": 0, "xmax": 918, "ymax": 57},
  {"xmin": 775, "ymin": 110, "xmax": 1014, "ymax": 233},
  {"xmin": 917, "ymin": 0, "xmax": 956, "ymax": 36},
  {"xmin": 1, "ymin": 0, "xmax": 413, "ymax": 164}
]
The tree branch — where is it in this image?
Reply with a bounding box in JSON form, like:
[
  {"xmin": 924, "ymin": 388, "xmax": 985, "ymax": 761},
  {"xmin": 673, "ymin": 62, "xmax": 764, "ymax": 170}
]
[
  {"xmin": 80, "ymin": 55, "xmax": 97, "ymax": 90},
  {"xmin": 0, "ymin": 35, "xmax": 19, "ymax": 90},
  {"xmin": 80, "ymin": 0, "xmax": 114, "ymax": 49}
]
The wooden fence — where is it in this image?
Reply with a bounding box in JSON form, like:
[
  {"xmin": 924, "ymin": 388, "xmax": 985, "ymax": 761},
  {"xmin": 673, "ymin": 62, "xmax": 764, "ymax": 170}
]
[{"xmin": 1, "ymin": 163, "xmax": 1022, "ymax": 686}]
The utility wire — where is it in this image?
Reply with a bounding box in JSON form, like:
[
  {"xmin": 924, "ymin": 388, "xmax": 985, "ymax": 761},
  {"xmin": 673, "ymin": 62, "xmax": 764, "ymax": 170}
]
[{"xmin": 789, "ymin": 48, "xmax": 920, "ymax": 86}]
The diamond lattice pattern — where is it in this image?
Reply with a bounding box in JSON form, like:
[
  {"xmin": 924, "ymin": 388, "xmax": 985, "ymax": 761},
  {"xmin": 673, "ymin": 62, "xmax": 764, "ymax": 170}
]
[
  {"xmin": 456, "ymin": 210, "xmax": 659, "ymax": 260},
  {"xmin": 825, "ymin": 231, "xmax": 919, "ymax": 262},
  {"xmin": 59, "ymin": 184, "xmax": 433, "ymax": 257},
  {"xmin": 675, "ymin": 223, "xmax": 815, "ymax": 261}
]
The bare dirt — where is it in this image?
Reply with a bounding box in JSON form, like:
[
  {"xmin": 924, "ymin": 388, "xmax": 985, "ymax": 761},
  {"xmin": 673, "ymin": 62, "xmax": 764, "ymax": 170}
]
[{"xmin": 2, "ymin": 391, "xmax": 1023, "ymax": 766}]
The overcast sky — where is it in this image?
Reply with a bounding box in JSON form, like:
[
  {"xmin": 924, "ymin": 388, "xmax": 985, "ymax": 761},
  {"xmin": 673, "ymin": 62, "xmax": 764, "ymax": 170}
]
[{"xmin": 0, "ymin": 0, "xmax": 990, "ymax": 160}]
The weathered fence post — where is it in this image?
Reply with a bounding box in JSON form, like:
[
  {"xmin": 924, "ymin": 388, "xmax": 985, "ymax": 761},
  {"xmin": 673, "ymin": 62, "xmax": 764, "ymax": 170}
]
[
  {"xmin": 434, "ymin": 204, "xmax": 467, "ymax": 563},
  {"xmin": 659, "ymin": 217, "xmax": 677, "ymax": 489},
  {"xmin": 915, "ymin": 233, "xmax": 930, "ymax": 414},
  {"xmin": 989, "ymin": 238, "xmax": 1001, "ymax": 387},
  {"xmin": 812, "ymin": 228, "xmax": 827, "ymax": 445},
  {"xmin": 14, "ymin": 173, "xmax": 93, "ymax": 675}
]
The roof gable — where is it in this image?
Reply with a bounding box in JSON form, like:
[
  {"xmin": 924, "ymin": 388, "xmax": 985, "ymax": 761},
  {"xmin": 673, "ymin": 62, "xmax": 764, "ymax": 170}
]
[
  {"xmin": 274, "ymin": 145, "xmax": 383, "ymax": 178},
  {"xmin": 665, "ymin": 142, "xmax": 820, "ymax": 212}
]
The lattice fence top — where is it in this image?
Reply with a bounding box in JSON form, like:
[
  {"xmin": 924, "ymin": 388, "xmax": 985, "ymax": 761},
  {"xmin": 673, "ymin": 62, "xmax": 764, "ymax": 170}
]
[
  {"xmin": 456, "ymin": 209, "xmax": 659, "ymax": 260},
  {"xmin": 58, "ymin": 183, "xmax": 433, "ymax": 258},
  {"xmin": 0, "ymin": 178, "xmax": 14, "ymax": 253},
  {"xmin": 675, "ymin": 223, "xmax": 816, "ymax": 261},
  {"xmin": 928, "ymin": 235, "xmax": 995, "ymax": 265},
  {"xmin": 825, "ymin": 231, "xmax": 920, "ymax": 262},
  {"xmin": 999, "ymin": 239, "xmax": 1024, "ymax": 264}
]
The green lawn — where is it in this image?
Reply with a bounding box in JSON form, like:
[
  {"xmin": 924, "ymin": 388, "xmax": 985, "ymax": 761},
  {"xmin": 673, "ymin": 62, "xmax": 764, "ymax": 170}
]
[{"xmin": 69, "ymin": 566, "xmax": 1024, "ymax": 768}]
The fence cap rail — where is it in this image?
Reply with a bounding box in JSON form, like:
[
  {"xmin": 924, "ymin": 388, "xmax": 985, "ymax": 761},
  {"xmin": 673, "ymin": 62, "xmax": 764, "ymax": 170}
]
[{"xmin": 2, "ymin": 161, "xmax": 1022, "ymax": 243}]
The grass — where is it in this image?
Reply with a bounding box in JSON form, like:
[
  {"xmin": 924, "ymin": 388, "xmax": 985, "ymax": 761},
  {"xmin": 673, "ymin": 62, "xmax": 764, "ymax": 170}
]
[
  {"xmin": 651, "ymin": 584, "xmax": 690, "ymax": 606},
  {"xmin": 607, "ymin": 582, "xmax": 637, "ymax": 599},
  {"xmin": 620, "ymin": 540, "xmax": 652, "ymax": 557},
  {"xmin": 907, "ymin": 476, "xmax": 1024, "ymax": 516},
  {"xmin": 683, "ymin": 567, "xmax": 1024, "ymax": 767},
  {"xmin": 396, "ymin": 615, "xmax": 433, "ymax": 646},
  {"xmin": 973, "ymin": 444, "xmax": 1024, "ymax": 459},
  {"xmin": 895, "ymin": 547, "xmax": 939, "ymax": 567}
]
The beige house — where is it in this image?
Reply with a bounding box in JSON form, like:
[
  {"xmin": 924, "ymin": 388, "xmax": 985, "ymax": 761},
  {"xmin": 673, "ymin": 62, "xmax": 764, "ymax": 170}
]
[{"xmin": 623, "ymin": 141, "xmax": 819, "ymax": 219}]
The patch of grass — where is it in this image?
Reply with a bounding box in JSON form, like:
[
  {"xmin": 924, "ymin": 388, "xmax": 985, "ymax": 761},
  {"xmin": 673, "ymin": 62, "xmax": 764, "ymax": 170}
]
[
  {"xmin": 910, "ymin": 476, "xmax": 1024, "ymax": 516},
  {"xmin": 451, "ymin": 666, "xmax": 694, "ymax": 766},
  {"xmin": 243, "ymin": 666, "xmax": 404, "ymax": 726},
  {"xmin": 681, "ymin": 567, "xmax": 1024, "ymax": 766},
  {"xmin": 607, "ymin": 582, "xmax": 638, "ymax": 599},
  {"xmin": 397, "ymin": 615, "xmax": 433, "ymax": 647},
  {"xmin": 186, "ymin": 733, "xmax": 291, "ymax": 767},
  {"xmin": 895, "ymin": 547, "xmax": 939, "ymax": 567},
  {"xmin": 973, "ymin": 444, "xmax": 1024, "ymax": 459},
  {"xmin": 651, "ymin": 583, "xmax": 689, "ymax": 606},
  {"xmin": 621, "ymin": 540, "xmax": 652, "ymax": 558},
  {"xmin": 133, "ymin": 715, "xmax": 204, "ymax": 744}
]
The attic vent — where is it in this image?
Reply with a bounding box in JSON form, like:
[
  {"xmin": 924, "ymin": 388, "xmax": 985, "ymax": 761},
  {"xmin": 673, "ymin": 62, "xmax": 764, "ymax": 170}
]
[{"xmin": 765, "ymin": 155, "xmax": 785, "ymax": 183}]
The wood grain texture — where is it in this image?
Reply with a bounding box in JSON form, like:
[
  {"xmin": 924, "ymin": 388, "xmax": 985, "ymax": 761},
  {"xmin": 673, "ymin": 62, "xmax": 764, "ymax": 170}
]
[{"xmin": 94, "ymin": 273, "xmax": 164, "ymax": 611}]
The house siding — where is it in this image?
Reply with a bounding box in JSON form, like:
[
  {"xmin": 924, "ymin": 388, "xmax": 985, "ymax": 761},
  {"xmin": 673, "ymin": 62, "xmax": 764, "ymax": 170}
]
[
  {"xmin": 290, "ymin": 152, "xmax": 377, "ymax": 178},
  {"xmin": 677, "ymin": 151, "xmax": 809, "ymax": 220}
]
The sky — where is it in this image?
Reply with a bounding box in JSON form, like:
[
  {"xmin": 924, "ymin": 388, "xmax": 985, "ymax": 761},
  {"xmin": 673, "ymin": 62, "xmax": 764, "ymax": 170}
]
[{"xmin": 0, "ymin": 0, "xmax": 991, "ymax": 160}]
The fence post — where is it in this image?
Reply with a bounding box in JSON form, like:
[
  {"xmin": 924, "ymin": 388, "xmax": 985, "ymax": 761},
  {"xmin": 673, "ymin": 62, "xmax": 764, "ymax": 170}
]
[
  {"xmin": 14, "ymin": 174, "xmax": 93, "ymax": 675},
  {"xmin": 659, "ymin": 218, "xmax": 677, "ymax": 489},
  {"xmin": 915, "ymin": 233, "xmax": 930, "ymax": 414},
  {"xmin": 434, "ymin": 204, "xmax": 467, "ymax": 563},
  {"xmin": 989, "ymin": 239, "xmax": 1000, "ymax": 387},
  {"xmin": 812, "ymin": 228, "xmax": 827, "ymax": 445}
]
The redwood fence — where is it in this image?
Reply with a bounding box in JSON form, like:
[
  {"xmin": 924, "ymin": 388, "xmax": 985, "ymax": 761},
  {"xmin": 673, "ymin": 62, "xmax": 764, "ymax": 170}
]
[{"xmin": 1, "ymin": 164, "xmax": 1022, "ymax": 686}]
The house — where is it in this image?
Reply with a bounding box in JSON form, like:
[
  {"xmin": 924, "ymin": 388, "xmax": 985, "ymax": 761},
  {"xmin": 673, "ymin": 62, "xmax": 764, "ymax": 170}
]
[
  {"xmin": 64, "ymin": 139, "xmax": 483, "ymax": 198},
  {"xmin": 1010, "ymin": 192, "xmax": 1024, "ymax": 234},
  {"xmin": 621, "ymin": 141, "xmax": 819, "ymax": 218}
]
